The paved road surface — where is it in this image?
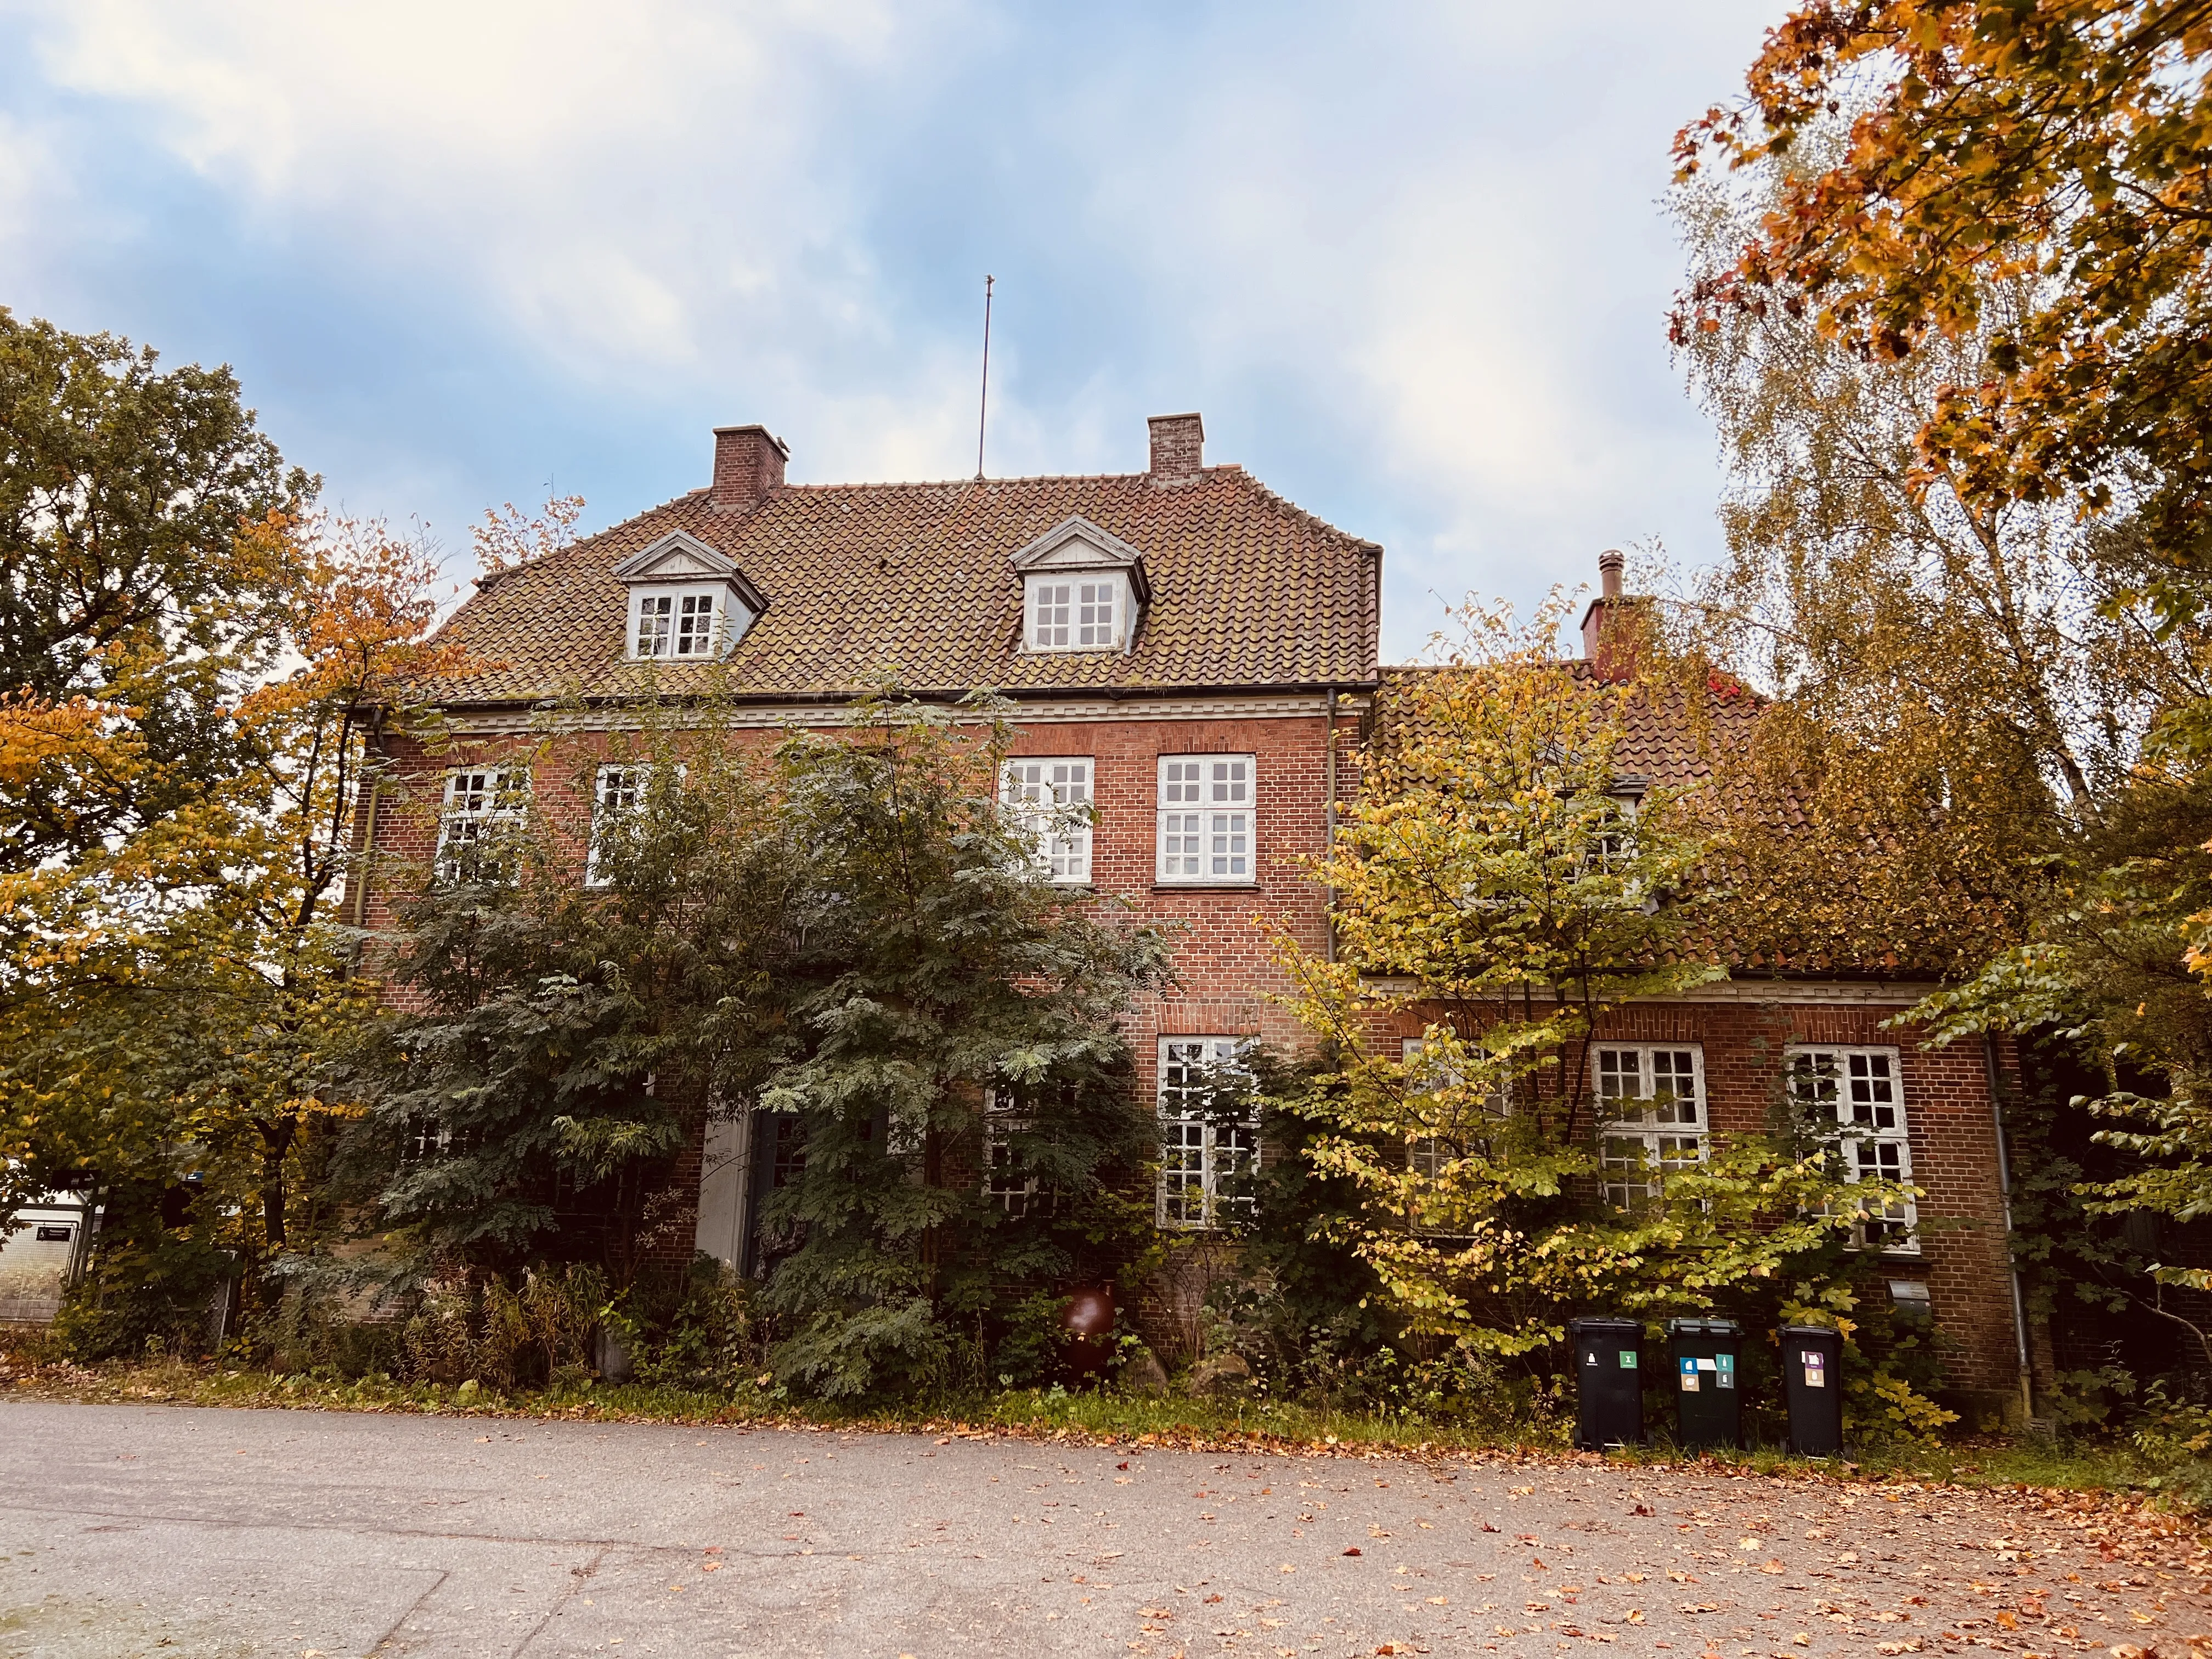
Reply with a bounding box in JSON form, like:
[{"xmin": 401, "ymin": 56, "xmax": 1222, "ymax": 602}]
[{"xmin": 0, "ymin": 1402, "xmax": 2204, "ymax": 1657}]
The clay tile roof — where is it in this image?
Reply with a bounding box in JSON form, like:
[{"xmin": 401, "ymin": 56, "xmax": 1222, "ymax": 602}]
[
  {"xmin": 421, "ymin": 465, "xmax": 1381, "ymax": 707},
  {"xmin": 1369, "ymin": 662, "xmax": 1767, "ymax": 792}
]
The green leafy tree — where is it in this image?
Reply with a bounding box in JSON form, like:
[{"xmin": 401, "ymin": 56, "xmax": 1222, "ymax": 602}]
[
  {"xmin": 1671, "ymin": 147, "xmax": 2212, "ymax": 1368},
  {"xmin": 748, "ymin": 702, "xmax": 1170, "ymax": 1397},
  {"xmin": 0, "ymin": 307, "xmax": 313, "ymax": 871},
  {"xmin": 338, "ymin": 693, "xmax": 1170, "ymax": 1400}
]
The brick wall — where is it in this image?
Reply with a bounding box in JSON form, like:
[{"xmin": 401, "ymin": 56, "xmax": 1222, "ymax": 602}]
[
  {"xmin": 356, "ymin": 712, "xmax": 2030, "ymax": 1408},
  {"xmin": 1374, "ymin": 996, "xmax": 2028, "ymax": 1404}
]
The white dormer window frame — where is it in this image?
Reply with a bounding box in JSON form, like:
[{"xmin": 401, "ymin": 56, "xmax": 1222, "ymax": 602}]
[
  {"xmin": 1009, "ymin": 515, "xmax": 1151, "ymax": 656},
  {"xmin": 1025, "ymin": 572, "xmax": 1133, "ymax": 653},
  {"xmin": 611, "ymin": 529, "xmax": 766, "ymax": 663},
  {"xmin": 629, "ymin": 584, "xmax": 732, "ymax": 661}
]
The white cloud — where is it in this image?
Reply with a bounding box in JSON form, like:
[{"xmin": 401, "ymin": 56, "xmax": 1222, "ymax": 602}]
[{"xmin": 0, "ymin": 0, "xmax": 1779, "ymax": 650}]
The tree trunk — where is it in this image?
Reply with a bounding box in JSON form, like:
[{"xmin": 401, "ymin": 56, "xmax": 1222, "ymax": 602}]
[{"xmin": 258, "ymin": 1115, "xmax": 297, "ymax": 1251}]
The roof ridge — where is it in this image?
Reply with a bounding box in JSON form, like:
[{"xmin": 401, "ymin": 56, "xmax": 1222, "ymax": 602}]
[{"xmin": 1237, "ymin": 473, "xmax": 1384, "ymax": 554}]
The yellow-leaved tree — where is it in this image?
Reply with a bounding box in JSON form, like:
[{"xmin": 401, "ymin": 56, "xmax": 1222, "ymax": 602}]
[{"xmin": 1276, "ymin": 599, "xmax": 1914, "ymax": 1362}]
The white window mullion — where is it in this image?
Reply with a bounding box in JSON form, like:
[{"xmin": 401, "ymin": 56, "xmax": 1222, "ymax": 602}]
[
  {"xmin": 629, "ymin": 585, "xmax": 737, "ymax": 661},
  {"xmin": 1157, "ymin": 754, "xmax": 1255, "ymax": 885},
  {"xmin": 1788, "ymin": 1046, "xmax": 1918, "ymax": 1252},
  {"xmin": 1157, "ymin": 1037, "xmax": 1256, "ymax": 1228},
  {"xmin": 1595, "ymin": 1043, "xmax": 1707, "ymax": 1210},
  {"xmin": 436, "ymin": 766, "xmax": 531, "ymax": 871},
  {"xmin": 1001, "ymin": 758, "xmax": 1094, "ymax": 885},
  {"xmin": 586, "ymin": 764, "xmax": 644, "ymax": 887}
]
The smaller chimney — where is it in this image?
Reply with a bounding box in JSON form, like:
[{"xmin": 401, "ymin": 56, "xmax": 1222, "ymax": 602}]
[
  {"xmin": 1581, "ymin": 548, "xmax": 1635, "ymax": 680},
  {"xmin": 712, "ymin": 424, "xmax": 789, "ymax": 513},
  {"xmin": 1147, "ymin": 412, "xmax": 1204, "ymax": 483}
]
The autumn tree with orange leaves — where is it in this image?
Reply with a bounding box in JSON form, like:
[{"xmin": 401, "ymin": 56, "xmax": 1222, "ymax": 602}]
[
  {"xmin": 0, "ymin": 311, "xmax": 464, "ymax": 1351},
  {"xmin": 1675, "ymin": 4, "xmax": 2212, "ymax": 1357}
]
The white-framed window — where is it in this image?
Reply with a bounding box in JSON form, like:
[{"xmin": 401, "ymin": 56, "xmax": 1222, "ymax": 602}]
[
  {"xmin": 1000, "ymin": 758, "xmax": 1094, "ymax": 884},
  {"xmin": 630, "ymin": 585, "xmax": 729, "ymax": 660},
  {"xmin": 1156, "ymin": 754, "xmax": 1254, "ymax": 884},
  {"xmin": 981, "ymin": 1092, "xmax": 1037, "ymax": 1215},
  {"xmin": 585, "ymin": 764, "xmax": 645, "ymax": 887},
  {"xmin": 1788, "ymin": 1046, "xmax": 1918, "ymax": 1252},
  {"xmin": 1595, "ymin": 1043, "xmax": 1707, "ymax": 1209},
  {"xmin": 1588, "ymin": 791, "xmax": 1643, "ymax": 872},
  {"xmin": 1157, "ymin": 1037, "xmax": 1257, "ymax": 1228},
  {"xmin": 1400, "ymin": 1036, "xmax": 1509, "ymax": 1178},
  {"xmin": 1024, "ymin": 572, "xmax": 1130, "ymax": 652},
  {"xmin": 436, "ymin": 767, "xmax": 530, "ymax": 869},
  {"xmin": 402, "ymin": 1117, "xmax": 455, "ymax": 1164}
]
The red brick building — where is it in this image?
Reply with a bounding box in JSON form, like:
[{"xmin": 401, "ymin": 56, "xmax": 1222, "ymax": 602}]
[{"xmin": 356, "ymin": 414, "xmax": 2036, "ymax": 1418}]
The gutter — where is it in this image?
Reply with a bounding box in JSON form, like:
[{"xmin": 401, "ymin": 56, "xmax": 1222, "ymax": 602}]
[{"xmin": 360, "ymin": 679, "xmax": 1384, "ymax": 723}]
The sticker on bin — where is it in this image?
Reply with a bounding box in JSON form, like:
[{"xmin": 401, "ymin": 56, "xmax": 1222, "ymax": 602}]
[
  {"xmin": 1678, "ymin": 1356, "xmax": 1701, "ymax": 1392},
  {"xmin": 1717, "ymin": 1352, "xmax": 1735, "ymax": 1389},
  {"xmin": 1618, "ymin": 1350, "xmax": 1637, "ymax": 1369},
  {"xmin": 1801, "ymin": 1348, "xmax": 1827, "ymax": 1387}
]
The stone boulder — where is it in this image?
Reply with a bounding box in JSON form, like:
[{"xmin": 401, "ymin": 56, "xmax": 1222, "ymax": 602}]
[
  {"xmin": 1118, "ymin": 1345, "xmax": 1170, "ymax": 1398},
  {"xmin": 1185, "ymin": 1350, "xmax": 1253, "ymax": 1398}
]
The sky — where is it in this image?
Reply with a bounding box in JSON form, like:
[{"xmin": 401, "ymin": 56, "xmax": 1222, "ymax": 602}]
[{"xmin": 0, "ymin": 1, "xmax": 1782, "ymax": 662}]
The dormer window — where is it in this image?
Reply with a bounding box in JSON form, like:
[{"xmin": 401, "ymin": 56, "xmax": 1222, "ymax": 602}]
[
  {"xmin": 633, "ymin": 587, "xmax": 727, "ymax": 659},
  {"xmin": 612, "ymin": 529, "xmax": 768, "ymax": 663},
  {"xmin": 1010, "ymin": 515, "xmax": 1150, "ymax": 655},
  {"xmin": 1028, "ymin": 575, "xmax": 1128, "ymax": 652}
]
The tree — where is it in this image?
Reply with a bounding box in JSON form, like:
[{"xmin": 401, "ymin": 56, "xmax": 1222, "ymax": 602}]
[
  {"xmin": 337, "ymin": 693, "xmax": 1171, "ymax": 1399},
  {"xmin": 1674, "ymin": 1, "xmax": 2212, "ymax": 610},
  {"xmin": 0, "ymin": 308, "xmax": 313, "ymax": 871},
  {"xmin": 1277, "ymin": 601, "xmax": 1904, "ymax": 1362},
  {"xmin": 1667, "ymin": 168, "xmax": 2204, "ymax": 974},
  {"xmin": 1669, "ymin": 123, "xmax": 2212, "ymax": 1374},
  {"xmin": 0, "ymin": 503, "xmax": 459, "ymax": 1351}
]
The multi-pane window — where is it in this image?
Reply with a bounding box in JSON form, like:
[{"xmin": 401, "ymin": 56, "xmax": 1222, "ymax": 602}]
[
  {"xmin": 1026, "ymin": 574, "xmax": 1124, "ymax": 651},
  {"xmin": 1401, "ymin": 1036, "xmax": 1509, "ymax": 1179},
  {"xmin": 981, "ymin": 1092, "xmax": 1037, "ymax": 1215},
  {"xmin": 1788, "ymin": 1046, "xmax": 1918, "ymax": 1251},
  {"xmin": 1157, "ymin": 1038, "xmax": 1257, "ymax": 1228},
  {"xmin": 586, "ymin": 764, "xmax": 644, "ymax": 887},
  {"xmin": 1588, "ymin": 792, "xmax": 1643, "ymax": 872},
  {"xmin": 1030, "ymin": 582, "xmax": 1072, "ymax": 649},
  {"xmin": 1001, "ymin": 758, "xmax": 1094, "ymax": 884},
  {"xmin": 1595, "ymin": 1044, "xmax": 1706, "ymax": 1209},
  {"xmin": 402, "ymin": 1118, "xmax": 454, "ymax": 1164},
  {"xmin": 633, "ymin": 588, "xmax": 722, "ymax": 659},
  {"xmin": 1156, "ymin": 755, "xmax": 1254, "ymax": 884},
  {"xmin": 1077, "ymin": 581, "xmax": 1116, "ymax": 647},
  {"xmin": 436, "ymin": 768, "xmax": 529, "ymax": 870}
]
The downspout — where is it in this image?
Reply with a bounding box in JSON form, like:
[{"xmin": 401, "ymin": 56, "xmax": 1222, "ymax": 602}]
[
  {"xmin": 1980, "ymin": 1034, "xmax": 2037, "ymax": 1426},
  {"xmin": 1324, "ymin": 687, "xmax": 1338, "ymax": 964},
  {"xmin": 349, "ymin": 780, "xmax": 382, "ymax": 933}
]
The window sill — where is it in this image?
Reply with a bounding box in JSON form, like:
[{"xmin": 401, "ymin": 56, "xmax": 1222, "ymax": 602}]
[{"xmin": 1151, "ymin": 882, "xmax": 1260, "ymax": 893}]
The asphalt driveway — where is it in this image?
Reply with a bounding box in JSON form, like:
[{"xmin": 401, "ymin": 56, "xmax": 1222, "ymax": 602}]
[{"xmin": 0, "ymin": 1402, "xmax": 2203, "ymax": 1657}]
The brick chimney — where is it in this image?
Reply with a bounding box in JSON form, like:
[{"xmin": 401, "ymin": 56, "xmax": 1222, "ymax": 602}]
[
  {"xmin": 1147, "ymin": 412, "xmax": 1204, "ymax": 484},
  {"xmin": 1580, "ymin": 549, "xmax": 1635, "ymax": 680},
  {"xmin": 712, "ymin": 424, "xmax": 788, "ymax": 512}
]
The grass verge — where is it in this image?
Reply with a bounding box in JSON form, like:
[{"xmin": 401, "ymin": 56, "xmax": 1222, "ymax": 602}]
[{"xmin": 2, "ymin": 1346, "xmax": 2202, "ymax": 1518}]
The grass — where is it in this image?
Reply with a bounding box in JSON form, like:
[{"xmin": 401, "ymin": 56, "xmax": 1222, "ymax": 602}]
[{"xmin": 4, "ymin": 1345, "xmax": 2203, "ymax": 1516}]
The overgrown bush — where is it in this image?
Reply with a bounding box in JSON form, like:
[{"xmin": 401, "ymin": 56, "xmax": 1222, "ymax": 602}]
[{"xmin": 329, "ymin": 692, "xmax": 1169, "ymax": 1404}]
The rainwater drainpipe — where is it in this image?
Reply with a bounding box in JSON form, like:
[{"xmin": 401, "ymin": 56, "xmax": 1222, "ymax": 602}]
[
  {"xmin": 349, "ymin": 781, "xmax": 382, "ymax": 934},
  {"xmin": 1981, "ymin": 1033, "xmax": 2038, "ymax": 1426},
  {"xmin": 1325, "ymin": 687, "xmax": 1339, "ymax": 964}
]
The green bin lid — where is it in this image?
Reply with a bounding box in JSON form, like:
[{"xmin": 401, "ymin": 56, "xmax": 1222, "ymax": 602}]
[{"xmin": 1665, "ymin": 1317, "xmax": 1741, "ymax": 1338}]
